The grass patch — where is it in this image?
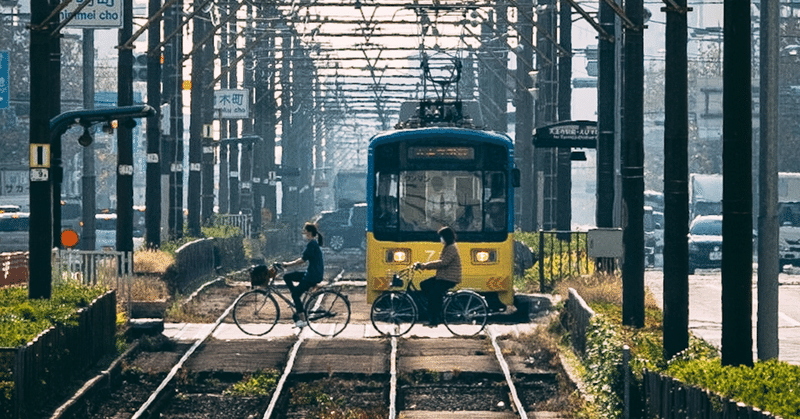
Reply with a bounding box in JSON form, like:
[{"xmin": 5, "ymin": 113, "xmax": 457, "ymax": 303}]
[
  {"xmin": 0, "ymin": 281, "xmax": 108, "ymax": 347},
  {"xmin": 224, "ymin": 370, "xmax": 280, "ymax": 397}
]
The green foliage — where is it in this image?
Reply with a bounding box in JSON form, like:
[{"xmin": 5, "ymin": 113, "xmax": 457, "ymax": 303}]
[
  {"xmin": 515, "ymin": 230, "xmax": 594, "ymax": 292},
  {"xmin": 568, "ymin": 293, "xmax": 796, "ymax": 419},
  {"xmin": 202, "ymin": 221, "xmax": 242, "ymax": 239},
  {"xmin": 224, "ymin": 370, "xmax": 280, "ymax": 397},
  {"xmin": 667, "ymin": 359, "xmax": 800, "ymax": 419},
  {"xmin": 0, "ymin": 281, "xmax": 107, "ymax": 347},
  {"xmin": 582, "ymin": 315, "xmax": 624, "ymax": 419}
]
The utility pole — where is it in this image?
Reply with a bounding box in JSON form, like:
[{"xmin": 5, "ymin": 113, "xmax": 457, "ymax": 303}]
[
  {"xmin": 50, "ymin": 6, "xmax": 62, "ymax": 249},
  {"xmin": 621, "ymin": 0, "xmax": 645, "ymax": 328},
  {"xmin": 663, "ymin": 0, "xmax": 690, "ymax": 359},
  {"xmin": 164, "ymin": 0, "xmax": 183, "ymax": 239},
  {"xmin": 201, "ymin": 16, "xmax": 215, "ymax": 226},
  {"xmin": 227, "ymin": 7, "xmax": 240, "ymax": 216},
  {"xmin": 82, "ymin": 29, "xmax": 97, "ymax": 251},
  {"xmin": 596, "ymin": 0, "xmax": 617, "ymax": 270},
  {"xmin": 217, "ymin": 1, "xmax": 229, "ymax": 214},
  {"xmin": 145, "ymin": 0, "xmax": 162, "ymax": 248},
  {"xmin": 536, "ymin": 0, "xmax": 557, "ymax": 231},
  {"xmin": 29, "ymin": 0, "xmax": 55, "ymax": 299},
  {"xmin": 515, "ymin": 1, "xmax": 534, "ymax": 231},
  {"xmin": 758, "ymin": 0, "xmax": 780, "ymax": 361},
  {"xmin": 722, "ymin": 0, "xmax": 753, "ymax": 367},
  {"xmin": 188, "ymin": 12, "xmax": 204, "ymax": 237},
  {"xmin": 556, "ymin": 0, "xmax": 572, "ymax": 233},
  {"xmin": 117, "ymin": 0, "xmax": 135, "ymax": 259}
]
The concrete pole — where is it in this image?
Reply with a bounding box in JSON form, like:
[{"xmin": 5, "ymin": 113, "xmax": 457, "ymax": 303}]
[
  {"xmin": 663, "ymin": 0, "xmax": 689, "ymax": 359},
  {"xmin": 82, "ymin": 29, "xmax": 97, "ymax": 251},
  {"xmin": 721, "ymin": 0, "xmax": 753, "ymax": 367},
  {"xmin": 621, "ymin": 0, "xmax": 645, "ymax": 328},
  {"xmin": 758, "ymin": 0, "xmax": 780, "ymax": 361}
]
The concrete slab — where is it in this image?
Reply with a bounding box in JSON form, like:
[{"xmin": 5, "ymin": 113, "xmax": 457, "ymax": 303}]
[
  {"xmin": 293, "ymin": 339, "xmax": 390, "ymax": 375},
  {"xmin": 398, "ymin": 338, "xmax": 500, "ymax": 374},
  {"xmin": 398, "ymin": 411, "xmax": 519, "ymax": 418},
  {"xmin": 184, "ymin": 338, "xmax": 295, "ymax": 373}
]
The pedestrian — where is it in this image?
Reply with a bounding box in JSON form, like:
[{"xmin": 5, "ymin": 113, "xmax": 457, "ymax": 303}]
[
  {"xmin": 281, "ymin": 222, "xmax": 325, "ymax": 327},
  {"xmin": 414, "ymin": 226, "xmax": 462, "ymax": 326}
]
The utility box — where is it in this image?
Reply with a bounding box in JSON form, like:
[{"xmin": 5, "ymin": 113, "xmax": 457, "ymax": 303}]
[{"xmin": 587, "ymin": 228, "xmax": 624, "ymax": 258}]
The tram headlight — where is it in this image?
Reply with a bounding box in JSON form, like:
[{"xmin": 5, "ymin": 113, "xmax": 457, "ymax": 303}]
[
  {"xmin": 472, "ymin": 249, "xmax": 497, "ymax": 264},
  {"xmin": 385, "ymin": 249, "xmax": 411, "ymax": 263}
]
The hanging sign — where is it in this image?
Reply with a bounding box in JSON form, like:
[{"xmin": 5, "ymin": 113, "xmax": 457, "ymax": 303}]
[{"xmin": 533, "ymin": 120, "xmax": 597, "ymax": 148}]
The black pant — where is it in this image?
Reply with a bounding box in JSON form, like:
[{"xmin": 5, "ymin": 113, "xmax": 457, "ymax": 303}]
[
  {"xmin": 420, "ymin": 277, "xmax": 456, "ymax": 322},
  {"xmin": 284, "ymin": 271, "xmax": 315, "ymax": 314}
]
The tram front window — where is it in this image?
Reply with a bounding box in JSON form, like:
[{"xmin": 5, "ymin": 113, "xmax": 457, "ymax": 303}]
[{"xmin": 374, "ymin": 170, "xmax": 507, "ymax": 234}]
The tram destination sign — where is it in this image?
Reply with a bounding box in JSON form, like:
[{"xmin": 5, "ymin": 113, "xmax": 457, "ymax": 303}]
[{"xmin": 533, "ymin": 120, "xmax": 597, "ymax": 148}]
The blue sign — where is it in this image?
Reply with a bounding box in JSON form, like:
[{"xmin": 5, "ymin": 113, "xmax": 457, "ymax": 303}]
[{"xmin": 0, "ymin": 51, "xmax": 8, "ymax": 110}]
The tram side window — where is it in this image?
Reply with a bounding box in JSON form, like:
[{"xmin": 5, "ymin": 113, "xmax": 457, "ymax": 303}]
[
  {"xmin": 483, "ymin": 172, "xmax": 507, "ymax": 231},
  {"xmin": 375, "ymin": 172, "xmax": 399, "ymax": 229}
]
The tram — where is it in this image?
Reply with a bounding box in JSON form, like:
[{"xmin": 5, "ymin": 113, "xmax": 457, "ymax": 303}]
[{"xmin": 365, "ymin": 99, "xmax": 520, "ymax": 310}]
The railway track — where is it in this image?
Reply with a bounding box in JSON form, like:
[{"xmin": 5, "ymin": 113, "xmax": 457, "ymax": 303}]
[{"xmin": 52, "ymin": 266, "xmax": 572, "ymax": 419}]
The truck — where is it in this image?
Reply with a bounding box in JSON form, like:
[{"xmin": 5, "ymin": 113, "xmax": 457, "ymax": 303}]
[
  {"xmin": 689, "ymin": 173, "xmax": 722, "ymax": 221},
  {"xmin": 778, "ymin": 172, "xmax": 800, "ymax": 270},
  {"xmin": 334, "ymin": 170, "xmax": 367, "ymax": 209}
]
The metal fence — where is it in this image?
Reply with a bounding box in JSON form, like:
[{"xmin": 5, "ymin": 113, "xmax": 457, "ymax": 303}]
[
  {"xmin": 534, "ymin": 230, "xmax": 592, "ymax": 292},
  {"xmin": 644, "ymin": 370, "xmax": 781, "ymax": 419},
  {"xmin": 214, "ymin": 214, "xmax": 252, "ymax": 237},
  {"xmin": 51, "ymin": 249, "xmax": 133, "ymax": 312}
]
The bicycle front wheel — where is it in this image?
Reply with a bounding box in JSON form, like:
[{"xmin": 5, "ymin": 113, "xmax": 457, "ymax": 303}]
[
  {"xmin": 443, "ymin": 290, "xmax": 488, "ymax": 337},
  {"xmin": 371, "ymin": 291, "xmax": 417, "ymax": 337},
  {"xmin": 304, "ymin": 289, "xmax": 351, "ymax": 337},
  {"xmin": 233, "ymin": 290, "xmax": 280, "ymax": 336}
]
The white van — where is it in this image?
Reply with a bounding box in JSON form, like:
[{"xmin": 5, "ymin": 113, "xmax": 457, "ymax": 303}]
[
  {"xmin": 95, "ymin": 213, "xmax": 117, "ymax": 251},
  {"xmin": 0, "ymin": 212, "xmax": 29, "ymax": 253}
]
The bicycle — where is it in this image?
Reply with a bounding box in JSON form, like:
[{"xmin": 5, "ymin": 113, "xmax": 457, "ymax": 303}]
[
  {"xmin": 233, "ymin": 263, "xmax": 351, "ymax": 337},
  {"xmin": 370, "ymin": 266, "xmax": 489, "ymax": 337}
]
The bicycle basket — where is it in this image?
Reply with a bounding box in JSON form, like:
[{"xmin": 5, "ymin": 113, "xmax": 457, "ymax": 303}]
[
  {"xmin": 250, "ymin": 264, "xmax": 278, "ymax": 287},
  {"xmin": 391, "ymin": 267, "xmax": 414, "ymax": 288}
]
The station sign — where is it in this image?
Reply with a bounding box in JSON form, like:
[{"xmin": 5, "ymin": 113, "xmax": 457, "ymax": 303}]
[
  {"xmin": 533, "ymin": 120, "xmax": 597, "ymax": 148},
  {"xmin": 214, "ymin": 89, "xmax": 250, "ymax": 119},
  {"xmin": 60, "ymin": 0, "xmax": 123, "ymax": 29}
]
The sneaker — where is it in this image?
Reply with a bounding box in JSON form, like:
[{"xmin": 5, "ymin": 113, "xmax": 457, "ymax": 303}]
[{"xmin": 293, "ymin": 313, "xmax": 307, "ymax": 328}]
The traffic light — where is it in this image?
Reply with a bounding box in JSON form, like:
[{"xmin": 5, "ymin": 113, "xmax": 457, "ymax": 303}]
[{"xmin": 133, "ymin": 54, "xmax": 148, "ymax": 81}]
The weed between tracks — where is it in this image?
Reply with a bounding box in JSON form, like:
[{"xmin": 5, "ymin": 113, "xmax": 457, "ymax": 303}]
[{"xmin": 286, "ymin": 377, "xmax": 389, "ymax": 419}]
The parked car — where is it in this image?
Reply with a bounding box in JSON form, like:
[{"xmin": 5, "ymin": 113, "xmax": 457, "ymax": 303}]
[
  {"xmin": 95, "ymin": 213, "xmax": 117, "ymax": 251},
  {"xmin": 0, "ymin": 212, "xmax": 29, "ymax": 253},
  {"xmin": 313, "ymin": 203, "xmax": 367, "ymax": 252},
  {"xmin": 688, "ymin": 215, "xmax": 722, "ymax": 274}
]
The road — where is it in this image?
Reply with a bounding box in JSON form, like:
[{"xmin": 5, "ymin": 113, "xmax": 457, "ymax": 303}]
[{"xmin": 644, "ymin": 264, "xmax": 800, "ymax": 365}]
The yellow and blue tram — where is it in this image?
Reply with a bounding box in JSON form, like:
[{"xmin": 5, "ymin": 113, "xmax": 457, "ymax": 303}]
[{"xmin": 365, "ymin": 103, "xmax": 520, "ymax": 311}]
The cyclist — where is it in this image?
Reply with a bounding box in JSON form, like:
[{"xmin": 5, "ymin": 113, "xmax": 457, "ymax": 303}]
[
  {"xmin": 414, "ymin": 226, "xmax": 462, "ymax": 326},
  {"xmin": 280, "ymin": 222, "xmax": 325, "ymax": 327}
]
